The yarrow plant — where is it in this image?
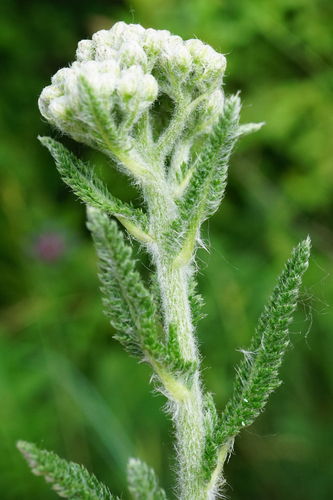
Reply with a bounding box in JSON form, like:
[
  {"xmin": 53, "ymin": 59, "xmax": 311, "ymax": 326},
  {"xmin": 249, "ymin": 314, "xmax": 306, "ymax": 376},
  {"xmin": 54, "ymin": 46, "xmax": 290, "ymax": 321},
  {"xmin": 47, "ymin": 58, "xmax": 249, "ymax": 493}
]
[{"xmin": 17, "ymin": 21, "xmax": 311, "ymax": 500}]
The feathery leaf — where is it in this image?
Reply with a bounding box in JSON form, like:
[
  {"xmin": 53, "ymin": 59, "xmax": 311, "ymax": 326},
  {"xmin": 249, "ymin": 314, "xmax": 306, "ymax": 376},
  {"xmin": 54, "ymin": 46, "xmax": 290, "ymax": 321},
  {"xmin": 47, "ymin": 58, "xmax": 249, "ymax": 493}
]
[
  {"xmin": 172, "ymin": 95, "xmax": 241, "ymax": 265},
  {"xmin": 202, "ymin": 393, "xmax": 220, "ymax": 480},
  {"xmin": 188, "ymin": 276, "xmax": 206, "ymax": 326},
  {"xmin": 211, "ymin": 238, "xmax": 311, "ymax": 461},
  {"xmin": 39, "ymin": 136, "xmax": 151, "ymax": 241},
  {"xmin": 17, "ymin": 441, "xmax": 117, "ymax": 500},
  {"xmin": 127, "ymin": 458, "xmax": 167, "ymax": 500},
  {"xmin": 87, "ymin": 206, "xmax": 159, "ymax": 360},
  {"xmin": 202, "ymin": 238, "xmax": 311, "ymax": 485},
  {"xmin": 87, "ymin": 207, "xmax": 197, "ymax": 395},
  {"xmin": 77, "ymin": 75, "xmax": 121, "ymax": 150}
]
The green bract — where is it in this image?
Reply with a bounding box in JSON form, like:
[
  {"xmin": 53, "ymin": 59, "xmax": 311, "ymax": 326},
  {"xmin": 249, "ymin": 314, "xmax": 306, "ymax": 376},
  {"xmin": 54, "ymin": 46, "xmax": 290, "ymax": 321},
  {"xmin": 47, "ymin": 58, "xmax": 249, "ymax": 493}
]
[{"xmin": 20, "ymin": 21, "xmax": 310, "ymax": 500}]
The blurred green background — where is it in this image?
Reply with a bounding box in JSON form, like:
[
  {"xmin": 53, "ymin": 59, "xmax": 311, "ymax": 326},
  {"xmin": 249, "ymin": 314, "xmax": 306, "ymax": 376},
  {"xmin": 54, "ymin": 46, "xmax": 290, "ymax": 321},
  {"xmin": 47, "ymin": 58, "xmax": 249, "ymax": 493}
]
[{"xmin": 0, "ymin": 0, "xmax": 332, "ymax": 498}]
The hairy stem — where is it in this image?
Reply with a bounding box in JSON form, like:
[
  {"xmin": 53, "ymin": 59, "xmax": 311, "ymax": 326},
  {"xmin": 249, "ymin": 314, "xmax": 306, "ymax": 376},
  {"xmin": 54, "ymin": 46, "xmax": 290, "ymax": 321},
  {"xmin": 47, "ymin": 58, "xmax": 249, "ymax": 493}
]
[
  {"xmin": 159, "ymin": 261, "xmax": 205, "ymax": 500},
  {"xmin": 145, "ymin": 181, "xmax": 206, "ymax": 500}
]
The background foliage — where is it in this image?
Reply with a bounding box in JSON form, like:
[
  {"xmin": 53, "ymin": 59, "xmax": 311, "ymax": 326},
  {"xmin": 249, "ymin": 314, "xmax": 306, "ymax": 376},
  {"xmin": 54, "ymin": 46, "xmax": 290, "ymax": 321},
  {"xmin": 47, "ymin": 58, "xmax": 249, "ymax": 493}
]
[{"xmin": 0, "ymin": 0, "xmax": 332, "ymax": 498}]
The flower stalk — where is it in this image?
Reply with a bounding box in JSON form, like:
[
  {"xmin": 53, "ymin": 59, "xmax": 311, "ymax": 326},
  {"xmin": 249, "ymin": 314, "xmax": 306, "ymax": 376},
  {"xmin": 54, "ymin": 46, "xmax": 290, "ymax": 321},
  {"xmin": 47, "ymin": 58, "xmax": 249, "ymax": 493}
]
[{"xmin": 18, "ymin": 21, "xmax": 310, "ymax": 500}]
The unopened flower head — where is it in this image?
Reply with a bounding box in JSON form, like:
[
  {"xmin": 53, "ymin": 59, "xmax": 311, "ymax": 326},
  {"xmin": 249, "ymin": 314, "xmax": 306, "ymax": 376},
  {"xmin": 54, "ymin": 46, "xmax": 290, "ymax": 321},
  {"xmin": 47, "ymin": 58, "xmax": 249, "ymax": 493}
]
[
  {"xmin": 199, "ymin": 89, "xmax": 225, "ymax": 131},
  {"xmin": 38, "ymin": 22, "xmax": 227, "ymax": 150},
  {"xmin": 185, "ymin": 39, "xmax": 227, "ymax": 90}
]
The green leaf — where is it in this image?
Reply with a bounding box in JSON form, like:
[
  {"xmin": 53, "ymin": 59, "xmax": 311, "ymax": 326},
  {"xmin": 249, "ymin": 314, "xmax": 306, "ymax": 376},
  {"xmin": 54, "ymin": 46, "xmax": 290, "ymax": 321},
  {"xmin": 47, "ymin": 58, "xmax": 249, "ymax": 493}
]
[
  {"xmin": 17, "ymin": 441, "xmax": 117, "ymax": 500},
  {"xmin": 78, "ymin": 77, "xmax": 149, "ymax": 179},
  {"xmin": 77, "ymin": 74, "xmax": 121, "ymax": 151},
  {"xmin": 164, "ymin": 323, "xmax": 198, "ymax": 386},
  {"xmin": 87, "ymin": 207, "xmax": 197, "ymax": 394},
  {"xmin": 201, "ymin": 238, "xmax": 311, "ymax": 487},
  {"xmin": 188, "ymin": 276, "xmax": 206, "ymax": 326},
  {"xmin": 127, "ymin": 458, "xmax": 167, "ymax": 500},
  {"xmin": 219, "ymin": 237, "xmax": 311, "ymax": 445},
  {"xmin": 39, "ymin": 136, "xmax": 151, "ymax": 242},
  {"xmin": 238, "ymin": 122, "xmax": 265, "ymax": 136},
  {"xmin": 172, "ymin": 94, "xmax": 242, "ymax": 266},
  {"xmin": 87, "ymin": 206, "xmax": 159, "ymax": 360},
  {"xmin": 202, "ymin": 393, "xmax": 220, "ymax": 480}
]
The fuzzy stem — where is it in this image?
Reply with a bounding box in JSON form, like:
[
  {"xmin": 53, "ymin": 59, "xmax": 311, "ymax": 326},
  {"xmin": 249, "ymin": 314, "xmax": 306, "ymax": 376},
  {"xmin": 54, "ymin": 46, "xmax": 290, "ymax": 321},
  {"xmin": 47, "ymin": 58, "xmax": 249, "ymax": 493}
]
[
  {"xmin": 157, "ymin": 260, "xmax": 206, "ymax": 500},
  {"xmin": 145, "ymin": 181, "xmax": 206, "ymax": 500},
  {"xmin": 153, "ymin": 94, "xmax": 191, "ymax": 164}
]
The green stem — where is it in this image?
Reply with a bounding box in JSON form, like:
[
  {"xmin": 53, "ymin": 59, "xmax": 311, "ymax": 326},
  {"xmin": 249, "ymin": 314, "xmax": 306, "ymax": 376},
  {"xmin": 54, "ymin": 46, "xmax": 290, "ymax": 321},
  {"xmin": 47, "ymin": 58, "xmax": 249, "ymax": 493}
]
[
  {"xmin": 157, "ymin": 260, "xmax": 206, "ymax": 500},
  {"xmin": 145, "ymin": 183, "xmax": 207, "ymax": 500},
  {"xmin": 153, "ymin": 94, "xmax": 191, "ymax": 163},
  {"xmin": 205, "ymin": 438, "xmax": 233, "ymax": 497}
]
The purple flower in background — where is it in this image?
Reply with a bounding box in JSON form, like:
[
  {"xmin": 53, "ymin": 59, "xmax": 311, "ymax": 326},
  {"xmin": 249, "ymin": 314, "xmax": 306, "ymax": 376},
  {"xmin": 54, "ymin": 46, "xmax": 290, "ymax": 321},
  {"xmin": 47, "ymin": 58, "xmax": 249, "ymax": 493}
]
[{"xmin": 34, "ymin": 231, "xmax": 66, "ymax": 262}]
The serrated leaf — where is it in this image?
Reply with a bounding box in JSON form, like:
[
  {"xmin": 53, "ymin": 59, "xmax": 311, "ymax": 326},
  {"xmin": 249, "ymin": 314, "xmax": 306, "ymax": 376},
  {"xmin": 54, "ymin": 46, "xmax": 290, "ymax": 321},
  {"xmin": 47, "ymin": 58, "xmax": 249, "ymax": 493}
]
[
  {"xmin": 127, "ymin": 458, "xmax": 167, "ymax": 500},
  {"xmin": 17, "ymin": 441, "xmax": 117, "ymax": 500},
  {"xmin": 77, "ymin": 75, "xmax": 121, "ymax": 151},
  {"xmin": 163, "ymin": 323, "xmax": 198, "ymax": 386},
  {"xmin": 201, "ymin": 238, "xmax": 311, "ymax": 491},
  {"xmin": 238, "ymin": 122, "xmax": 265, "ymax": 136},
  {"xmin": 87, "ymin": 209, "xmax": 196, "ymax": 398},
  {"xmin": 202, "ymin": 393, "xmax": 220, "ymax": 480},
  {"xmin": 39, "ymin": 136, "xmax": 151, "ymax": 242},
  {"xmin": 87, "ymin": 206, "xmax": 159, "ymax": 360},
  {"xmin": 172, "ymin": 95, "xmax": 242, "ymax": 265},
  {"xmin": 218, "ymin": 237, "xmax": 311, "ymax": 446},
  {"xmin": 188, "ymin": 276, "xmax": 206, "ymax": 326}
]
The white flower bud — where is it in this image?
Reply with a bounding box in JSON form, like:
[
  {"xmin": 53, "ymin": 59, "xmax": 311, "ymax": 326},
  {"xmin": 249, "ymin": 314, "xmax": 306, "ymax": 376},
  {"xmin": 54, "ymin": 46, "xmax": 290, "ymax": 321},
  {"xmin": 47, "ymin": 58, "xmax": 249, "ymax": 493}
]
[
  {"xmin": 119, "ymin": 65, "xmax": 143, "ymax": 100},
  {"xmin": 142, "ymin": 74, "xmax": 158, "ymax": 103},
  {"xmin": 48, "ymin": 96, "xmax": 69, "ymax": 122},
  {"xmin": 122, "ymin": 24, "xmax": 145, "ymax": 43},
  {"xmin": 78, "ymin": 61, "xmax": 103, "ymax": 95},
  {"xmin": 95, "ymin": 45, "xmax": 117, "ymax": 62},
  {"xmin": 98, "ymin": 73, "xmax": 117, "ymax": 97},
  {"xmin": 205, "ymin": 89, "xmax": 224, "ymax": 116},
  {"xmin": 61, "ymin": 71, "xmax": 79, "ymax": 110},
  {"xmin": 107, "ymin": 22, "xmax": 128, "ymax": 49},
  {"xmin": 71, "ymin": 61, "xmax": 82, "ymax": 72},
  {"xmin": 185, "ymin": 39, "xmax": 226, "ymax": 88},
  {"xmin": 63, "ymin": 71, "xmax": 78, "ymax": 94},
  {"xmin": 39, "ymin": 85, "xmax": 63, "ymax": 104},
  {"xmin": 82, "ymin": 60, "xmax": 101, "ymax": 74},
  {"xmin": 105, "ymin": 23, "xmax": 146, "ymax": 53},
  {"xmin": 76, "ymin": 40, "xmax": 94, "ymax": 62},
  {"xmin": 144, "ymin": 28, "xmax": 170, "ymax": 55},
  {"xmin": 185, "ymin": 38, "xmax": 205, "ymax": 59},
  {"xmin": 39, "ymin": 22, "xmax": 230, "ymax": 147},
  {"xmin": 160, "ymin": 36, "xmax": 192, "ymax": 81},
  {"xmin": 51, "ymin": 68, "xmax": 75, "ymax": 90},
  {"xmin": 204, "ymin": 46, "xmax": 227, "ymax": 79},
  {"xmin": 119, "ymin": 41, "xmax": 148, "ymax": 70},
  {"xmin": 79, "ymin": 61, "xmax": 117, "ymax": 97},
  {"xmin": 92, "ymin": 29, "xmax": 114, "ymax": 48},
  {"xmin": 38, "ymin": 86, "xmax": 63, "ymax": 118},
  {"xmin": 100, "ymin": 59, "xmax": 120, "ymax": 76}
]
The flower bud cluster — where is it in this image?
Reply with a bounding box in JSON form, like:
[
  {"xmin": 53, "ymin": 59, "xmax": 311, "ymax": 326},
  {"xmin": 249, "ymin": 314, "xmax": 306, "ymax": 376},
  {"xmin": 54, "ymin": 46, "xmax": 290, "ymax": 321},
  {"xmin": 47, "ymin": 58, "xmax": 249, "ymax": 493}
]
[{"xmin": 39, "ymin": 22, "xmax": 227, "ymax": 146}]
